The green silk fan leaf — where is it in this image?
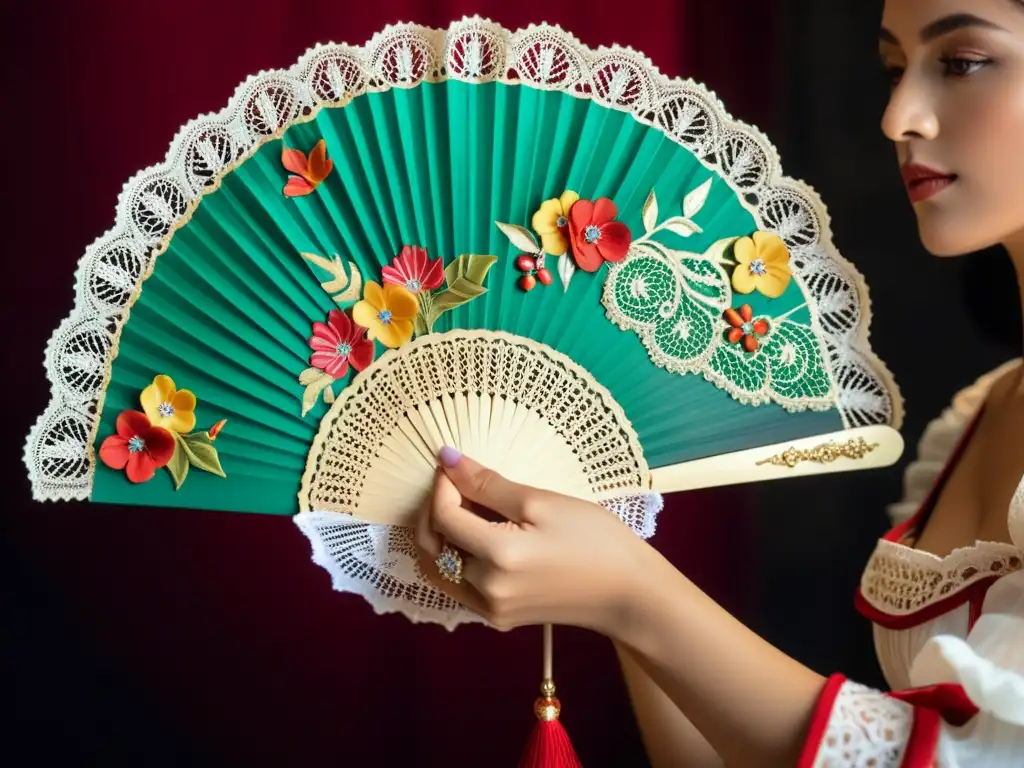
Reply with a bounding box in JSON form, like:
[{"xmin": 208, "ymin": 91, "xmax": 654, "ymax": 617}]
[{"xmin": 27, "ymin": 22, "xmax": 901, "ymax": 518}]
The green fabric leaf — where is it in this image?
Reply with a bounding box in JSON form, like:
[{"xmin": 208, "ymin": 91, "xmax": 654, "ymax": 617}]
[
  {"xmin": 428, "ymin": 254, "xmax": 498, "ymax": 326},
  {"xmin": 180, "ymin": 432, "xmax": 227, "ymax": 478},
  {"xmin": 444, "ymin": 253, "xmax": 498, "ymax": 286},
  {"xmin": 166, "ymin": 438, "xmax": 190, "ymax": 490}
]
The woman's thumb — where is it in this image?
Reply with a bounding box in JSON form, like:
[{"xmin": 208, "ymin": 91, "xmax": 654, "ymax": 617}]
[{"xmin": 437, "ymin": 446, "xmax": 528, "ymax": 521}]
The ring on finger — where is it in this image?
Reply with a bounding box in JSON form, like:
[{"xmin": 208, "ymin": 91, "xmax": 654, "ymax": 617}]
[{"xmin": 435, "ymin": 543, "xmax": 464, "ymax": 584}]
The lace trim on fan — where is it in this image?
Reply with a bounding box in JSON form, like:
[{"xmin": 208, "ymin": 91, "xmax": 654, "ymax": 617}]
[
  {"xmin": 809, "ymin": 681, "xmax": 913, "ymax": 767},
  {"xmin": 293, "ymin": 492, "xmax": 663, "ymax": 631},
  {"xmin": 24, "ymin": 17, "xmax": 901, "ymax": 503},
  {"xmin": 299, "ymin": 330, "xmax": 650, "ymax": 517},
  {"xmin": 860, "ymin": 538, "xmax": 1023, "ymax": 618}
]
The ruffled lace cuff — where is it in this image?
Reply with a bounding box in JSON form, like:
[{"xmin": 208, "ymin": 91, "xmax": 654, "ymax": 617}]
[{"xmin": 797, "ymin": 674, "xmax": 920, "ymax": 767}]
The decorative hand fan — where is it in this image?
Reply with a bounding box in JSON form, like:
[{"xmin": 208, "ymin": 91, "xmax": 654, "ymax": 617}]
[{"xmin": 24, "ymin": 18, "xmax": 904, "ymax": 766}]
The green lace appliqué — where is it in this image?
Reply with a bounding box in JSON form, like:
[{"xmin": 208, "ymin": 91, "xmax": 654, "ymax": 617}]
[{"xmin": 602, "ymin": 184, "xmax": 836, "ymax": 411}]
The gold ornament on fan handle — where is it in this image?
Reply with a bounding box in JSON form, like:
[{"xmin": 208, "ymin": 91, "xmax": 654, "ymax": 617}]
[
  {"xmin": 645, "ymin": 426, "xmax": 905, "ymax": 493},
  {"xmin": 754, "ymin": 436, "xmax": 879, "ymax": 468}
]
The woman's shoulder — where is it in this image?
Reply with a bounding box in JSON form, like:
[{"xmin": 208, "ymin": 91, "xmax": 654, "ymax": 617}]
[{"xmin": 886, "ymin": 358, "xmax": 1022, "ymax": 526}]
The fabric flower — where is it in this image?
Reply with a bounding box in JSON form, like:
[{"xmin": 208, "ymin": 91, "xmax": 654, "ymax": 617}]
[
  {"xmin": 724, "ymin": 304, "xmax": 769, "ymax": 353},
  {"xmin": 308, "ymin": 309, "xmax": 375, "ymax": 378},
  {"xmin": 352, "ymin": 281, "xmax": 418, "ymax": 349},
  {"xmin": 731, "ymin": 232, "xmax": 792, "ymax": 298},
  {"xmin": 567, "ymin": 197, "xmax": 632, "ymax": 272},
  {"xmin": 381, "ymin": 246, "xmax": 444, "ymax": 294},
  {"xmin": 141, "ymin": 375, "xmax": 197, "ymax": 433},
  {"xmin": 531, "ymin": 190, "xmax": 580, "ymax": 256},
  {"xmin": 282, "ymin": 139, "xmax": 334, "ymax": 197},
  {"xmin": 99, "ymin": 410, "xmax": 176, "ymax": 484}
]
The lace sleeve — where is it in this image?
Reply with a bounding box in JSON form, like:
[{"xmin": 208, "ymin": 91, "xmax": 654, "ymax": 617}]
[{"xmin": 796, "ymin": 675, "xmax": 918, "ymax": 767}]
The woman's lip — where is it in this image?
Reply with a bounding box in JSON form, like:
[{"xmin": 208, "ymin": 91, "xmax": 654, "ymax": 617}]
[
  {"xmin": 907, "ymin": 176, "xmax": 955, "ymax": 203},
  {"xmin": 901, "ymin": 164, "xmax": 957, "ymax": 203}
]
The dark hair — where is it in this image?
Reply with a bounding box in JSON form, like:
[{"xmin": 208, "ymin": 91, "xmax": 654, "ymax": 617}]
[{"xmin": 962, "ymin": 246, "xmax": 1023, "ymax": 351}]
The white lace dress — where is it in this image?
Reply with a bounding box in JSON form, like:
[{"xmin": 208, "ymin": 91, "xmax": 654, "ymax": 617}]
[{"xmin": 799, "ymin": 361, "xmax": 1024, "ymax": 767}]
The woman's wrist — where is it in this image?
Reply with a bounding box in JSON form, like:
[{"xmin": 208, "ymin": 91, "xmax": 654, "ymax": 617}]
[{"xmin": 594, "ymin": 537, "xmax": 687, "ymax": 645}]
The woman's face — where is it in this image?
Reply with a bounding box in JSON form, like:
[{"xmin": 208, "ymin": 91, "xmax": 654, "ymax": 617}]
[{"xmin": 880, "ymin": 0, "xmax": 1024, "ymax": 256}]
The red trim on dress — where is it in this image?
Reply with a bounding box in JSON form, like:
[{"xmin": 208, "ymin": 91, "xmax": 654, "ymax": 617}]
[
  {"xmin": 855, "ymin": 575, "xmax": 1002, "ymax": 630},
  {"xmin": 888, "ymin": 683, "xmax": 979, "ymax": 727},
  {"xmin": 796, "ymin": 673, "xmax": 847, "ymax": 768},
  {"xmin": 855, "ymin": 408, "xmax": 990, "ymax": 629},
  {"xmin": 901, "ymin": 706, "xmax": 940, "ymax": 768}
]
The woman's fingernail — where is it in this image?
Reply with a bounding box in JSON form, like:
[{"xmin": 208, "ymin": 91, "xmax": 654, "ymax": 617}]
[{"xmin": 439, "ymin": 446, "xmax": 462, "ymax": 468}]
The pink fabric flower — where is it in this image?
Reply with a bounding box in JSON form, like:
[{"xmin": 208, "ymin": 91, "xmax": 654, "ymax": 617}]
[
  {"xmin": 381, "ymin": 245, "xmax": 444, "ymax": 294},
  {"xmin": 308, "ymin": 309, "xmax": 375, "ymax": 378}
]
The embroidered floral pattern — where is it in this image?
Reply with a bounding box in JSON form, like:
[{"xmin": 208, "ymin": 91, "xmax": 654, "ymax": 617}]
[
  {"xmin": 99, "ymin": 410, "xmax": 175, "ymax": 484},
  {"xmin": 601, "ymin": 183, "xmax": 834, "ymax": 411},
  {"xmin": 382, "ymin": 246, "xmax": 444, "ymax": 295},
  {"xmin": 731, "ymin": 232, "xmax": 791, "ymax": 298},
  {"xmin": 724, "ymin": 304, "xmax": 769, "ymax": 353},
  {"xmin": 282, "ymin": 139, "xmax": 334, "ymax": 197}
]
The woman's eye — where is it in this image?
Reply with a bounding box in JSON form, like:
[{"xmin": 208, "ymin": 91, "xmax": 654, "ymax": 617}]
[
  {"xmin": 884, "ymin": 66, "xmax": 905, "ymax": 87},
  {"xmin": 941, "ymin": 57, "xmax": 991, "ymax": 77}
]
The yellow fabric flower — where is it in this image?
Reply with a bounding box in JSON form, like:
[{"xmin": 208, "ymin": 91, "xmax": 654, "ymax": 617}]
[
  {"xmin": 352, "ymin": 281, "xmax": 418, "ymax": 349},
  {"xmin": 140, "ymin": 375, "xmax": 197, "ymax": 433},
  {"xmin": 731, "ymin": 232, "xmax": 792, "ymax": 298},
  {"xmin": 531, "ymin": 190, "xmax": 580, "ymax": 256}
]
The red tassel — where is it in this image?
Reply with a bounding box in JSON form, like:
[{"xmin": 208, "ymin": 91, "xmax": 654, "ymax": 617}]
[{"xmin": 518, "ymin": 681, "xmax": 583, "ymax": 768}]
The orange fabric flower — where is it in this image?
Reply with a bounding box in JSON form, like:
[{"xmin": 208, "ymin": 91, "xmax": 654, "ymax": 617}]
[
  {"xmin": 352, "ymin": 281, "xmax": 418, "ymax": 349},
  {"xmin": 282, "ymin": 139, "xmax": 334, "ymax": 197},
  {"xmin": 724, "ymin": 304, "xmax": 769, "ymax": 353},
  {"xmin": 99, "ymin": 411, "xmax": 176, "ymax": 484}
]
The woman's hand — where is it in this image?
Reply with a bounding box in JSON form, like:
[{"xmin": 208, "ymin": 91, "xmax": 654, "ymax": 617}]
[{"xmin": 414, "ymin": 446, "xmax": 653, "ymax": 635}]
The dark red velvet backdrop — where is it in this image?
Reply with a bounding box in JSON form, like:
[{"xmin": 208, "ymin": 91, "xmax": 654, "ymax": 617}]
[{"xmin": 6, "ymin": 1, "xmax": 776, "ymax": 765}]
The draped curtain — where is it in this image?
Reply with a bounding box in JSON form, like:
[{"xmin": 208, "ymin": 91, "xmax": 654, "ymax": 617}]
[{"xmin": 6, "ymin": 1, "xmax": 778, "ymax": 764}]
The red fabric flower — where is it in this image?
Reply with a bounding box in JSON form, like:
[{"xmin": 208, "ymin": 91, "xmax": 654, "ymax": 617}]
[
  {"xmin": 309, "ymin": 309, "xmax": 375, "ymax": 378},
  {"xmin": 381, "ymin": 246, "xmax": 444, "ymax": 294},
  {"xmin": 567, "ymin": 198, "xmax": 632, "ymax": 272},
  {"xmin": 724, "ymin": 304, "xmax": 769, "ymax": 353},
  {"xmin": 98, "ymin": 411, "xmax": 176, "ymax": 484}
]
